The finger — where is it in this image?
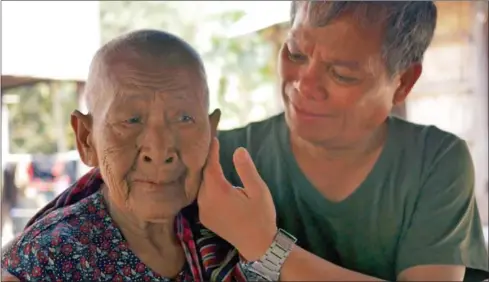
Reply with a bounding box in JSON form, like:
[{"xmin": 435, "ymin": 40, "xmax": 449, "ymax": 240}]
[
  {"xmin": 208, "ymin": 109, "xmax": 221, "ymax": 138},
  {"xmin": 203, "ymin": 137, "xmax": 228, "ymax": 189},
  {"xmin": 233, "ymin": 147, "xmax": 265, "ymax": 198}
]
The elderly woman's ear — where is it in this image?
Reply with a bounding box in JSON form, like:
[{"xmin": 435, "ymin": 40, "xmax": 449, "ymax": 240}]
[
  {"xmin": 71, "ymin": 110, "xmax": 98, "ymax": 167},
  {"xmin": 209, "ymin": 108, "xmax": 221, "ymax": 138}
]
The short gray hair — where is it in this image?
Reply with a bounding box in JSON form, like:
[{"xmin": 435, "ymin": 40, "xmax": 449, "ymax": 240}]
[
  {"xmin": 85, "ymin": 29, "xmax": 209, "ymax": 112},
  {"xmin": 290, "ymin": 1, "xmax": 437, "ymax": 76},
  {"xmin": 98, "ymin": 29, "xmax": 207, "ymax": 74}
]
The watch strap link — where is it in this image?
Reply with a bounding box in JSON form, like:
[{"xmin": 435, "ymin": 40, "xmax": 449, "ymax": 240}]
[{"xmin": 247, "ymin": 228, "xmax": 297, "ymax": 281}]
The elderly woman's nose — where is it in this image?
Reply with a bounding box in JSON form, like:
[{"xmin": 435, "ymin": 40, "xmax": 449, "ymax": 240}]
[
  {"xmin": 140, "ymin": 148, "xmax": 179, "ymax": 166},
  {"xmin": 139, "ymin": 128, "xmax": 179, "ymax": 166}
]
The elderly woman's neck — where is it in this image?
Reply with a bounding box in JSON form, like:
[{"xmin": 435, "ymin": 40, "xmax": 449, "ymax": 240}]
[
  {"xmin": 101, "ymin": 187, "xmax": 186, "ymax": 277},
  {"xmin": 102, "ymin": 187, "xmax": 180, "ymax": 250}
]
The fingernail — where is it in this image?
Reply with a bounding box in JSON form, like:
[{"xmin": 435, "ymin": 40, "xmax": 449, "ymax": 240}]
[{"xmin": 236, "ymin": 147, "xmax": 250, "ymax": 163}]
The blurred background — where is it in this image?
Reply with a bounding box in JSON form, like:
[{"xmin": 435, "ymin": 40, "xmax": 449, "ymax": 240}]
[{"xmin": 1, "ymin": 1, "xmax": 488, "ymax": 247}]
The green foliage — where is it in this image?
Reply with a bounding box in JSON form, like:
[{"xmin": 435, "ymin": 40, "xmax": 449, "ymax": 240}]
[
  {"xmin": 5, "ymin": 81, "xmax": 78, "ymax": 154},
  {"xmin": 100, "ymin": 1, "xmax": 280, "ymax": 128},
  {"xmin": 100, "ymin": 1, "xmax": 193, "ymax": 45},
  {"xmin": 7, "ymin": 2, "xmax": 282, "ymax": 154}
]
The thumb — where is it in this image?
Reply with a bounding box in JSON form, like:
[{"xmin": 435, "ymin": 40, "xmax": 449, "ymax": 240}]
[{"xmin": 233, "ymin": 147, "xmax": 265, "ymax": 197}]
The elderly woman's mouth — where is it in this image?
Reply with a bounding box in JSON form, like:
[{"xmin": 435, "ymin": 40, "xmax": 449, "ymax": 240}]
[{"xmin": 132, "ymin": 176, "xmax": 185, "ymax": 189}]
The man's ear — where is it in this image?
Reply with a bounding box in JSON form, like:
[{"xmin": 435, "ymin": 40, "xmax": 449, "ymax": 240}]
[
  {"xmin": 393, "ymin": 63, "xmax": 422, "ymax": 105},
  {"xmin": 71, "ymin": 110, "xmax": 98, "ymax": 167},
  {"xmin": 208, "ymin": 109, "xmax": 221, "ymax": 138}
]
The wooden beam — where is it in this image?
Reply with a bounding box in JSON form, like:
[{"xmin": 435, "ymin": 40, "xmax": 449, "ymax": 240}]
[{"xmin": 1, "ymin": 76, "xmax": 47, "ymax": 91}]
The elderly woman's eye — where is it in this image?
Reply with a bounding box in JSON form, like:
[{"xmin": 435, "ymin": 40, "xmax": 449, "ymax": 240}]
[
  {"xmin": 125, "ymin": 116, "xmax": 142, "ymax": 124},
  {"xmin": 288, "ymin": 52, "xmax": 307, "ymax": 63},
  {"xmin": 179, "ymin": 114, "xmax": 195, "ymax": 123}
]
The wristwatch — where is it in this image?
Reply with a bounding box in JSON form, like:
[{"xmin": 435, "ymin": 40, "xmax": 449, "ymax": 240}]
[{"xmin": 241, "ymin": 228, "xmax": 297, "ymax": 281}]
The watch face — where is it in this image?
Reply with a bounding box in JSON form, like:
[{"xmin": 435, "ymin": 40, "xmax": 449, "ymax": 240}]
[
  {"xmin": 279, "ymin": 228, "xmax": 297, "ymax": 241},
  {"xmin": 240, "ymin": 262, "xmax": 270, "ymax": 281},
  {"xmin": 239, "ymin": 229, "xmax": 297, "ymax": 282}
]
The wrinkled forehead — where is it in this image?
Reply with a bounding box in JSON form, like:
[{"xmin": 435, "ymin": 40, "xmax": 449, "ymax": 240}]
[{"xmin": 101, "ymin": 54, "xmax": 208, "ymax": 106}]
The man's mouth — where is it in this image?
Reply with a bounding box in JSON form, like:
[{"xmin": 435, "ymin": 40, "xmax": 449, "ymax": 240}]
[
  {"xmin": 290, "ymin": 102, "xmax": 333, "ymax": 118},
  {"xmin": 284, "ymin": 88, "xmax": 334, "ymax": 118}
]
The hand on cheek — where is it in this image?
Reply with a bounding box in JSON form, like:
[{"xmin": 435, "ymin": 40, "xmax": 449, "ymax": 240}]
[{"xmin": 197, "ymin": 137, "xmax": 278, "ymax": 261}]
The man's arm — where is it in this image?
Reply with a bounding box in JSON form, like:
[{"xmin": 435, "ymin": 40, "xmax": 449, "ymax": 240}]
[
  {"xmin": 277, "ymin": 139, "xmax": 486, "ymax": 281},
  {"xmin": 279, "ymin": 246, "xmax": 465, "ymax": 281}
]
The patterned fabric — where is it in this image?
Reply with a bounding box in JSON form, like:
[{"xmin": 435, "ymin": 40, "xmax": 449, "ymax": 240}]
[{"xmin": 2, "ymin": 168, "xmax": 248, "ymax": 282}]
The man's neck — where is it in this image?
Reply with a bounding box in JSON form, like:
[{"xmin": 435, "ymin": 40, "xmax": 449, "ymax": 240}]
[{"xmin": 291, "ymin": 123, "xmax": 388, "ymax": 163}]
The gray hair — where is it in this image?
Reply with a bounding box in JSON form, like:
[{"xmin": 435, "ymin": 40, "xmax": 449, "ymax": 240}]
[
  {"xmin": 96, "ymin": 29, "xmax": 207, "ymax": 75},
  {"xmin": 290, "ymin": 1, "xmax": 437, "ymax": 76},
  {"xmin": 85, "ymin": 29, "xmax": 209, "ymax": 112}
]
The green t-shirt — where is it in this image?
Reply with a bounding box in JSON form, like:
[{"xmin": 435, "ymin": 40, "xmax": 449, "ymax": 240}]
[{"xmin": 218, "ymin": 113, "xmax": 488, "ymax": 281}]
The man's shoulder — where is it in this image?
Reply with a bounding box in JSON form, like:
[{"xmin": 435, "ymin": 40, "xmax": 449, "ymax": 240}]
[
  {"xmin": 388, "ymin": 118, "xmax": 487, "ymax": 275},
  {"xmin": 390, "ymin": 116, "xmax": 468, "ymax": 164},
  {"xmin": 218, "ymin": 113, "xmax": 285, "ymax": 153},
  {"xmin": 217, "ymin": 113, "xmax": 285, "ymax": 184},
  {"xmin": 386, "ymin": 117, "xmax": 474, "ymax": 204}
]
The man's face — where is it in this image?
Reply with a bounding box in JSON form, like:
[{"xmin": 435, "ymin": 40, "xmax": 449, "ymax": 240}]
[
  {"xmin": 279, "ymin": 4, "xmax": 420, "ymax": 146},
  {"xmin": 74, "ymin": 55, "xmax": 214, "ymax": 221}
]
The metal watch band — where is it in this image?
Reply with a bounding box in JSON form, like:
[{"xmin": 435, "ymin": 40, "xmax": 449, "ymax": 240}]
[{"xmin": 246, "ymin": 228, "xmax": 297, "ymax": 281}]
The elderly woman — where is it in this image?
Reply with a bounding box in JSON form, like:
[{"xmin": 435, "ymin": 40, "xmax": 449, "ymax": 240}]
[{"xmin": 1, "ymin": 30, "xmax": 248, "ymax": 282}]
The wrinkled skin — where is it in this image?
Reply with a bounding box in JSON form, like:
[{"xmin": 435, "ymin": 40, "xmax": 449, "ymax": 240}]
[
  {"xmin": 280, "ymin": 2, "xmax": 421, "ymax": 149},
  {"xmin": 69, "ymin": 50, "xmax": 220, "ymax": 276},
  {"xmin": 71, "ymin": 52, "xmax": 219, "ymax": 224}
]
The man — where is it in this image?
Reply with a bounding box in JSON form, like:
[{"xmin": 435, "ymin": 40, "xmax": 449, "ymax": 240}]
[
  {"xmin": 10, "ymin": 1, "xmax": 489, "ymax": 281},
  {"xmin": 198, "ymin": 1, "xmax": 489, "ymax": 281}
]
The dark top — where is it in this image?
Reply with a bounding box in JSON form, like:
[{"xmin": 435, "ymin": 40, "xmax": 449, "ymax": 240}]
[{"xmin": 218, "ymin": 113, "xmax": 488, "ymax": 281}]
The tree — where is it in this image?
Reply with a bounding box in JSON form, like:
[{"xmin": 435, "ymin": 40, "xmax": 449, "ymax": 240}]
[
  {"xmin": 6, "ymin": 2, "xmax": 285, "ymax": 154},
  {"xmin": 5, "ymin": 81, "xmax": 78, "ymax": 154},
  {"xmin": 99, "ymin": 1, "xmax": 281, "ymax": 129}
]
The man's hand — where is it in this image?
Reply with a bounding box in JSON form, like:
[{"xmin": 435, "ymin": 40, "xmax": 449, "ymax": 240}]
[{"xmin": 198, "ymin": 137, "xmax": 278, "ymax": 261}]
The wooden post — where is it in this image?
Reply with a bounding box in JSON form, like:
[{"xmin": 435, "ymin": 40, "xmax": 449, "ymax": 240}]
[
  {"xmin": 262, "ymin": 23, "xmax": 288, "ymax": 114},
  {"xmin": 50, "ymin": 81, "xmax": 66, "ymax": 153},
  {"xmin": 76, "ymin": 82, "xmax": 87, "ymax": 112},
  {"xmin": 471, "ymin": 1, "xmax": 488, "ymax": 225}
]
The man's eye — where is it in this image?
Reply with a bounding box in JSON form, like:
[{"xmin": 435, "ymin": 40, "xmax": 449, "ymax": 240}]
[
  {"xmin": 179, "ymin": 114, "xmax": 195, "ymax": 123},
  {"xmin": 331, "ymin": 69, "xmax": 359, "ymax": 84},
  {"xmin": 125, "ymin": 116, "xmax": 142, "ymax": 124}
]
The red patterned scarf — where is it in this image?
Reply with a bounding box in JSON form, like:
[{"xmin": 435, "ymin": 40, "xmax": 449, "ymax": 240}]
[{"xmin": 26, "ymin": 168, "xmax": 247, "ymax": 282}]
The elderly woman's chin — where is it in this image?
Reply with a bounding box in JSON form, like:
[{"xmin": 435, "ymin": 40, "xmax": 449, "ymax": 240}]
[{"xmin": 122, "ymin": 178, "xmax": 199, "ymax": 221}]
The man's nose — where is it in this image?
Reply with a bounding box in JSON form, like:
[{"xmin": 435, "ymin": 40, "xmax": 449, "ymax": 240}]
[
  {"xmin": 138, "ymin": 128, "xmax": 180, "ymax": 167},
  {"xmin": 297, "ymin": 61, "xmax": 328, "ymax": 101}
]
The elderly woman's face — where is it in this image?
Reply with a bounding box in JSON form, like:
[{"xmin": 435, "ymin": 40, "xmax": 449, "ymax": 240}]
[{"xmin": 77, "ymin": 58, "xmax": 212, "ymax": 221}]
